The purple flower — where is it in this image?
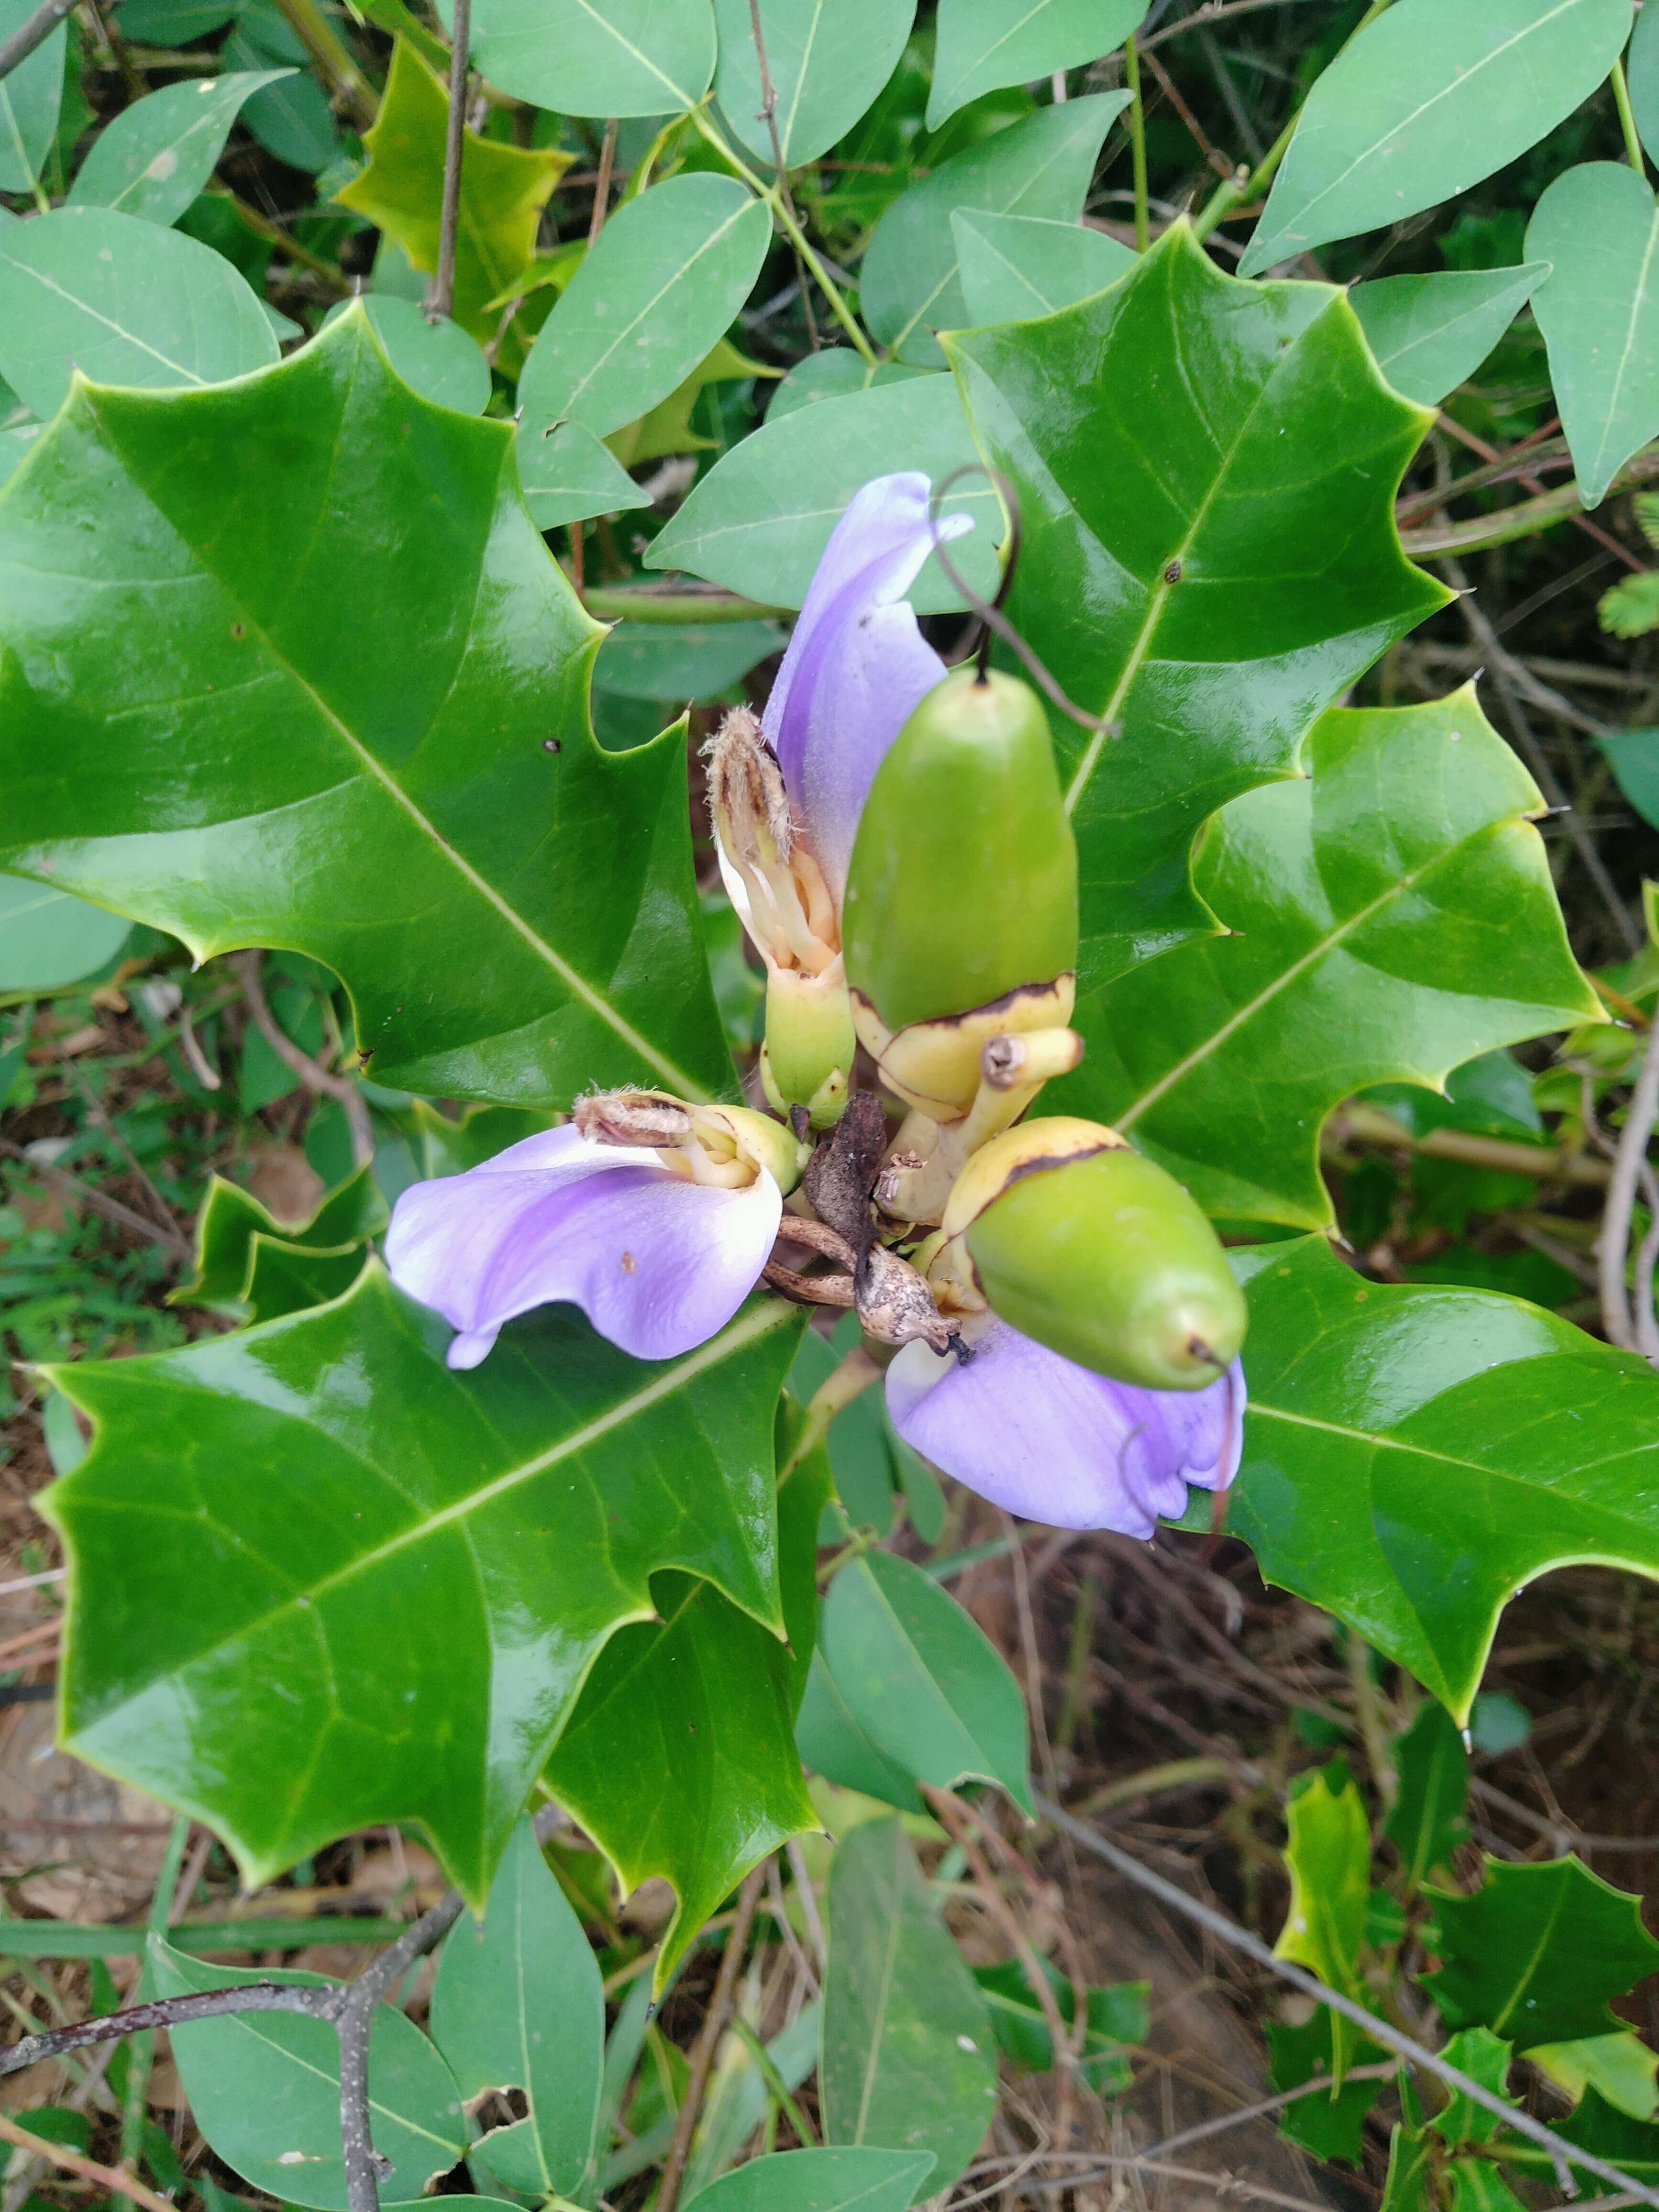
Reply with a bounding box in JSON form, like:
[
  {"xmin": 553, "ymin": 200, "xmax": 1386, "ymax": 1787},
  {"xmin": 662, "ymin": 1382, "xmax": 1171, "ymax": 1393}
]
[
  {"xmin": 384, "ymin": 1125, "xmax": 781, "ymax": 1371},
  {"xmin": 762, "ymin": 473, "xmax": 972, "ymax": 904},
  {"xmin": 886, "ymin": 1316, "xmax": 1246, "ymax": 1537}
]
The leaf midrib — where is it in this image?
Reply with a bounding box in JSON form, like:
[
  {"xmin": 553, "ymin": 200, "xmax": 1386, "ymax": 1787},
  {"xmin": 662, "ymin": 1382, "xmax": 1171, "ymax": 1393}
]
[
  {"xmin": 1250, "ymin": 1398, "xmax": 1659, "ymax": 1505},
  {"xmin": 82, "ymin": 370, "xmax": 710, "ymax": 1099},
  {"xmin": 1587, "ymin": 194, "xmax": 1659, "ymax": 495},
  {"xmin": 935, "ymin": 0, "xmax": 1053, "ymax": 120},
  {"xmin": 852, "ymin": 1830, "xmax": 907, "ymax": 2145},
  {"xmin": 1487, "ymin": 1874, "xmax": 1570, "ymax": 2035},
  {"xmin": 564, "ymin": 0, "xmax": 701, "ymax": 106}
]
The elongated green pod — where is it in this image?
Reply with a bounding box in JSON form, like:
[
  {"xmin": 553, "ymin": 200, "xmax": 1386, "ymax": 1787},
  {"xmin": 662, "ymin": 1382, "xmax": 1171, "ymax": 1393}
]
[
  {"xmin": 949, "ymin": 1119, "xmax": 1247, "ymax": 1391},
  {"xmin": 842, "ymin": 667, "xmax": 1077, "ymax": 1032}
]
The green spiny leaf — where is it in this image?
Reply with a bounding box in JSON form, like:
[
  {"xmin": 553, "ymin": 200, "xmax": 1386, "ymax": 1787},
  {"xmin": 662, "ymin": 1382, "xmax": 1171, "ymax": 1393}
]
[{"xmin": 1384, "ymin": 1701, "xmax": 1470, "ymax": 1895}]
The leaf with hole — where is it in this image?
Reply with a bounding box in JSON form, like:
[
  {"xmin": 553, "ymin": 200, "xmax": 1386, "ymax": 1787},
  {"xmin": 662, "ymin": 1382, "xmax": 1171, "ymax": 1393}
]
[
  {"xmin": 1348, "ymin": 265, "xmax": 1549, "ymax": 408},
  {"xmin": 66, "ymin": 72, "xmax": 293, "ymax": 226},
  {"xmin": 815, "ymin": 1550, "xmax": 1031, "ymax": 1815},
  {"xmin": 150, "ymin": 1936, "xmax": 469, "ymax": 2209},
  {"xmin": 1424, "ymin": 1856, "xmax": 1659, "ymax": 2050},
  {"xmin": 1183, "ymin": 1236, "xmax": 1659, "ymax": 1718},
  {"xmin": 518, "ymin": 176, "xmax": 771, "ymax": 442},
  {"xmin": 862, "ymin": 93, "xmax": 1127, "ymax": 366},
  {"xmin": 430, "ymin": 1817, "xmax": 604, "ymax": 2199},
  {"xmin": 334, "ymin": 42, "xmax": 569, "ymax": 351},
  {"xmin": 820, "ymin": 1816, "xmax": 997, "ymax": 2193},
  {"xmin": 0, "ymin": 308, "xmax": 732, "ymax": 1110},
  {"xmin": 468, "ymin": 0, "xmax": 715, "ymax": 115},
  {"xmin": 713, "ymin": 0, "xmax": 918, "ymax": 168},
  {"xmin": 649, "ymin": 375, "xmax": 999, "ymax": 612},
  {"xmin": 1239, "ymin": 0, "xmax": 1634, "ymax": 276},
  {"xmin": 43, "ymin": 1268, "xmax": 800, "ymax": 1900},
  {"xmin": 541, "ymin": 1444, "xmax": 822, "ymax": 1986},
  {"xmin": 0, "ymin": 878, "xmax": 131, "ymax": 991},
  {"xmin": 0, "ymin": 207, "xmax": 276, "ymax": 421},
  {"xmin": 928, "ymin": 0, "xmax": 1146, "ymax": 128},
  {"xmin": 1526, "ymin": 163, "xmax": 1659, "ymax": 509},
  {"xmin": 1046, "ymin": 690, "xmax": 1596, "ymax": 1227},
  {"xmin": 952, "ymin": 210, "xmax": 1134, "ymax": 327},
  {"xmin": 948, "ymin": 222, "xmax": 1446, "ymax": 996}
]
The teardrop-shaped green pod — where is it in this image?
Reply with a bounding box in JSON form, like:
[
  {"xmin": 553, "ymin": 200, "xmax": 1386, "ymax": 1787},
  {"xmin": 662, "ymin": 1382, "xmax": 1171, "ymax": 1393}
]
[
  {"xmin": 760, "ymin": 964, "xmax": 855, "ymax": 1128},
  {"xmin": 842, "ymin": 667, "xmax": 1078, "ymax": 1033},
  {"xmin": 957, "ymin": 1120, "xmax": 1247, "ymax": 1391}
]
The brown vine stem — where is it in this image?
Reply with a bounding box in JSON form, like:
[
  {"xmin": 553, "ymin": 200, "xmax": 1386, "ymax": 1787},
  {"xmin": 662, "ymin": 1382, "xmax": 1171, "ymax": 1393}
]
[
  {"xmin": 428, "ymin": 0, "xmax": 472, "ymax": 323},
  {"xmin": 1040, "ymin": 1794, "xmax": 1659, "ymax": 2208},
  {"xmin": 1597, "ymin": 1015, "xmax": 1659, "ymax": 1359},
  {"xmin": 0, "ymin": 0, "xmax": 73, "ymax": 82},
  {"xmin": 0, "ymin": 2115, "xmax": 175, "ymax": 2212},
  {"xmin": 655, "ymin": 1864, "xmax": 766, "ymax": 2212},
  {"xmin": 1403, "ymin": 444, "xmax": 1659, "ymax": 559},
  {"xmin": 747, "ymin": 0, "xmax": 818, "ymax": 346},
  {"xmin": 235, "ymin": 952, "xmax": 374, "ymax": 1169},
  {"xmin": 1333, "ymin": 1102, "xmax": 1610, "ymax": 1189}
]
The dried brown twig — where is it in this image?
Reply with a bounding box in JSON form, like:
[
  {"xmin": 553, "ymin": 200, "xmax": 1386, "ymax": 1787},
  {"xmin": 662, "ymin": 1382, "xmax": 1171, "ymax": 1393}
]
[{"xmin": 235, "ymin": 951, "xmax": 374, "ymax": 1169}]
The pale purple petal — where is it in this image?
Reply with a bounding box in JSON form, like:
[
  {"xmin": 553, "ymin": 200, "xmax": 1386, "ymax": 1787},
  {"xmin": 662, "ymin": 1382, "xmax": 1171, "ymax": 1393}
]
[
  {"xmin": 385, "ymin": 1124, "xmax": 781, "ymax": 1368},
  {"xmin": 886, "ymin": 1318, "xmax": 1246, "ymax": 1537},
  {"xmin": 764, "ymin": 472, "xmax": 973, "ymax": 901}
]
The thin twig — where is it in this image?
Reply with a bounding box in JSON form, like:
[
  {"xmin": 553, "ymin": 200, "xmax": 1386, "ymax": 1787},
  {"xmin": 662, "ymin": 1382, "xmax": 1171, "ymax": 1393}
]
[
  {"xmin": 0, "ymin": 2115, "xmax": 176, "ymax": 2212},
  {"xmin": 235, "ymin": 953, "xmax": 374, "ymax": 1168},
  {"xmin": 1039, "ymin": 1794, "xmax": 1659, "ymax": 2207},
  {"xmin": 1598, "ymin": 1016, "xmax": 1659, "ymax": 1355},
  {"xmin": 1142, "ymin": 0, "xmax": 1328, "ymax": 51},
  {"xmin": 587, "ymin": 117, "xmax": 618, "ymax": 246},
  {"xmin": 0, "ymin": 0, "xmax": 73, "ymax": 83},
  {"xmin": 0, "ymin": 1138, "xmax": 193, "ymax": 1260},
  {"xmin": 747, "ymin": 0, "xmax": 818, "ymax": 346},
  {"xmin": 0, "ymin": 1985, "xmax": 337, "ymax": 2078},
  {"xmin": 785, "ymin": 1836, "xmax": 827, "ymax": 1973},
  {"xmin": 428, "ymin": 0, "xmax": 471, "ymax": 323},
  {"xmin": 1139, "ymin": 2061, "xmax": 1400, "ymax": 2160},
  {"xmin": 656, "ymin": 1865, "xmax": 765, "ymax": 2212},
  {"xmin": 176, "ymin": 1000, "xmax": 221, "ymax": 1091}
]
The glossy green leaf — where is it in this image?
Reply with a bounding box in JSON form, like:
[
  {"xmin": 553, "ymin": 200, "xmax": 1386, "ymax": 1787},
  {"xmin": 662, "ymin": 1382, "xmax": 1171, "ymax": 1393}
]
[
  {"xmin": 1530, "ymin": 2032, "xmax": 1659, "ymax": 2122},
  {"xmin": 596, "ymin": 620, "xmax": 784, "ymax": 702},
  {"xmin": 469, "ymin": 0, "xmax": 714, "ymax": 114},
  {"xmin": 542, "ymin": 1445, "xmax": 823, "ymax": 1986},
  {"xmin": 1630, "ymin": 0, "xmax": 1659, "ymax": 165},
  {"xmin": 519, "ymin": 176, "xmax": 771, "ymax": 442},
  {"xmin": 713, "ymin": 0, "xmax": 918, "ymax": 168},
  {"xmin": 1239, "ymin": 0, "xmax": 1634, "ymax": 276},
  {"xmin": 649, "ymin": 376, "xmax": 1000, "ymax": 612},
  {"xmin": 1599, "ymin": 729, "xmax": 1659, "ymax": 828},
  {"xmin": 817, "ymin": 1551, "xmax": 1032, "ymax": 1815},
  {"xmin": 239, "ymin": 1238, "xmax": 370, "ymax": 1322},
  {"xmin": 1447, "ymin": 2162, "xmax": 1527, "ymax": 2212},
  {"xmin": 321, "ymin": 295, "xmax": 492, "ymax": 413},
  {"xmin": 1275, "ymin": 1759, "xmax": 1370, "ymax": 2080},
  {"xmin": 517, "ymin": 418, "xmax": 650, "ymax": 530},
  {"xmin": 1379, "ymin": 2118, "xmax": 1438, "ymax": 2212},
  {"xmin": 1556, "ymin": 2089, "xmax": 1659, "ymax": 2180},
  {"xmin": 430, "ymin": 1817, "xmax": 603, "ymax": 2198},
  {"xmin": 949, "ymin": 222, "xmax": 1446, "ymax": 994},
  {"xmin": 43, "ymin": 1268, "xmax": 801, "ymax": 1901},
  {"xmin": 150, "ymin": 1936, "xmax": 469, "ymax": 2208},
  {"xmin": 0, "ymin": 310, "xmax": 733, "ymax": 1110},
  {"xmin": 1349, "ymin": 265, "xmax": 1549, "ymax": 408},
  {"xmin": 1427, "ymin": 2028, "xmax": 1515, "ymax": 2148},
  {"xmin": 1266, "ymin": 2011, "xmax": 1389, "ymax": 2165},
  {"xmin": 1424, "ymin": 1855, "xmax": 1659, "ymax": 2050},
  {"xmin": 972, "ymin": 1960, "xmax": 1146, "ymax": 2090},
  {"xmin": 683, "ymin": 2146, "xmax": 938, "ymax": 2212},
  {"xmin": 66, "ymin": 72, "xmax": 292, "ymax": 225},
  {"xmin": 863, "ymin": 94, "xmax": 1127, "ymax": 365},
  {"xmin": 173, "ymin": 1162, "xmax": 387, "ymax": 1309},
  {"xmin": 0, "ymin": 207, "xmax": 276, "ymax": 422},
  {"xmin": 952, "ymin": 210, "xmax": 1134, "ymax": 327},
  {"xmin": 1383, "ymin": 1700, "xmax": 1469, "ymax": 1894},
  {"xmin": 225, "ymin": 32, "xmax": 338, "ymax": 172},
  {"xmin": 1205, "ymin": 1236, "xmax": 1659, "ymax": 1719},
  {"xmin": 0, "ymin": 0, "xmax": 65, "ymax": 194},
  {"xmin": 1526, "ymin": 163, "xmax": 1659, "ymax": 508},
  {"xmin": 1054, "ymin": 690, "xmax": 1594, "ymax": 1226},
  {"xmin": 929, "ymin": 0, "xmax": 1144, "ymax": 127},
  {"xmin": 335, "ymin": 43, "xmax": 568, "ymax": 347},
  {"xmin": 820, "ymin": 1816, "xmax": 998, "ymax": 2193},
  {"xmin": 0, "ymin": 877, "xmax": 130, "ymax": 990}
]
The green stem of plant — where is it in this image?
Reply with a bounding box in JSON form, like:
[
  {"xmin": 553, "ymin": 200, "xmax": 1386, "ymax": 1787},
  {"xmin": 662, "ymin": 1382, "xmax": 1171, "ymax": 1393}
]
[
  {"xmin": 1192, "ymin": 0, "xmax": 1393, "ymax": 246},
  {"xmin": 689, "ymin": 106, "xmax": 879, "ymax": 366},
  {"xmin": 1124, "ymin": 34, "xmax": 1149, "ymax": 253},
  {"xmin": 582, "ymin": 586, "xmax": 792, "ymax": 623},
  {"xmin": 229, "ymin": 195, "xmax": 349, "ymax": 287},
  {"xmin": 115, "ymin": 1814, "xmax": 191, "ymax": 2212},
  {"xmin": 1613, "ymin": 57, "xmax": 1648, "ymax": 177},
  {"xmin": 272, "ymin": 0, "xmax": 376, "ymax": 127}
]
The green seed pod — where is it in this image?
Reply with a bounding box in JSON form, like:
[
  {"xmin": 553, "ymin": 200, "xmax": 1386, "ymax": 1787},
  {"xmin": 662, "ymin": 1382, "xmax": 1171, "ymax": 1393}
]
[
  {"xmin": 950, "ymin": 1118, "xmax": 1247, "ymax": 1391},
  {"xmin": 842, "ymin": 667, "xmax": 1078, "ymax": 1033},
  {"xmin": 760, "ymin": 965, "xmax": 855, "ymax": 1128}
]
